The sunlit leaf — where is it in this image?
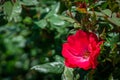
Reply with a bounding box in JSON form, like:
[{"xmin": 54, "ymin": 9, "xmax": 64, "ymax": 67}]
[
  {"xmin": 10, "ymin": 2, "xmax": 22, "ymax": 22},
  {"xmin": 108, "ymin": 74, "xmax": 113, "ymax": 80},
  {"xmin": 3, "ymin": 1, "xmax": 13, "ymax": 18},
  {"xmin": 62, "ymin": 66, "xmax": 74, "ymax": 80},
  {"xmin": 108, "ymin": 17, "xmax": 120, "ymax": 27},
  {"xmin": 49, "ymin": 14, "xmax": 65, "ymax": 26},
  {"xmin": 31, "ymin": 62, "xmax": 64, "ymax": 74},
  {"xmin": 34, "ymin": 19, "xmax": 47, "ymax": 29},
  {"xmin": 3, "ymin": 1, "xmax": 22, "ymax": 22},
  {"xmin": 88, "ymin": 11, "xmax": 104, "ymax": 17},
  {"xmin": 45, "ymin": 2, "xmax": 60, "ymax": 18},
  {"xmin": 21, "ymin": 0, "xmax": 39, "ymax": 5},
  {"xmin": 58, "ymin": 15, "xmax": 75, "ymax": 23},
  {"xmin": 101, "ymin": 9, "xmax": 112, "ymax": 17}
]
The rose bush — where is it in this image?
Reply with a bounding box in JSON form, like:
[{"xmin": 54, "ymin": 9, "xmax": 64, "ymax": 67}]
[{"xmin": 62, "ymin": 30, "xmax": 103, "ymax": 70}]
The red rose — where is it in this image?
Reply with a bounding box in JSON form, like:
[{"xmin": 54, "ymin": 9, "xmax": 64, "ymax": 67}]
[{"xmin": 62, "ymin": 30, "xmax": 103, "ymax": 70}]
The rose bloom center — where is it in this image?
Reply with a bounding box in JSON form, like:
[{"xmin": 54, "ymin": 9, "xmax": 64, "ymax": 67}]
[
  {"xmin": 71, "ymin": 48, "xmax": 90, "ymax": 59},
  {"xmin": 83, "ymin": 51, "xmax": 90, "ymax": 59}
]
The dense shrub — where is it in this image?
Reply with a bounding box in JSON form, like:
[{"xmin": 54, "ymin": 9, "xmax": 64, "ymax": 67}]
[{"xmin": 0, "ymin": 0, "xmax": 120, "ymax": 80}]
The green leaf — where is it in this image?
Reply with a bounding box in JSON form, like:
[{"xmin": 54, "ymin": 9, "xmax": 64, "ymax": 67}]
[
  {"xmin": 34, "ymin": 19, "xmax": 47, "ymax": 29},
  {"xmin": 93, "ymin": 1, "xmax": 106, "ymax": 8},
  {"xmin": 45, "ymin": 2, "xmax": 60, "ymax": 18},
  {"xmin": 101, "ymin": 9, "xmax": 112, "ymax": 17},
  {"xmin": 10, "ymin": 2, "xmax": 22, "ymax": 22},
  {"xmin": 101, "ymin": 1, "xmax": 108, "ymax": 9},
  {"xmin": 3, "ymin": 1, "xmax": 22, "ymax": 22},
  {"xmin": 74, "ymin": 23, "xmax": 81, "ymax": 29},
  {"xmin": 106, "ymin": 32, "xmax": 119, "ymax": 49},
  {"xmin": 108, "ymin": 17, "xmax": 120, "ymax": 27},
  {"xmin": 58, "ymin": 15, "xmax": 75, "ymax": 23},
  {"xmin": 3, "ymin": 1, "xmax": 13, "ymax": 18},
  {"xmin": 31, "ymin": 62, "xmax": 64, "ymax": 74},
  {"xmin": 108, "ymin": 74, "xmax": 113, "ymax": 80},
  {"xmin": 49, "ymin": 15, "xmax": 65, "ymax": 26},
  {"xmin": 88, "ymin": 11, "xmax": 104, "ymax": 17},
  {"xmin": 23, "ymin": 17, "xmax": 32, "ymax": 25},
  {"xmin": 54, "ymin": 55, "xmax": 64, "ymax": 62},
  {"xmin": 21, "ymin": 0, "xmax": 39, "ymax": 6},
  {"xmin": 62, "ymin": 66, "xmax": 74, "ymax": 80}
]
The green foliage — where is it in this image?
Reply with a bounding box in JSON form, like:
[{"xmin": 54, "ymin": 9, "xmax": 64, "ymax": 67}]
[{"xmin": 0, "ymin": 0, "xmax": 120, "ymax": 80}]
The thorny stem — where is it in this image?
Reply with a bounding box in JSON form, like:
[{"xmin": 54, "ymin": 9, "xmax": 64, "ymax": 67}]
[{"xmin": 66, "ymin": 9, "xmax": 81, "ymax": 27}]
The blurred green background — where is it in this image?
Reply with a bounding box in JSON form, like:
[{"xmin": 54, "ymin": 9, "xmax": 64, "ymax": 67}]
[{"xmin": 0, "ymin": 0, "xmax": 69, "ymax": 80}]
